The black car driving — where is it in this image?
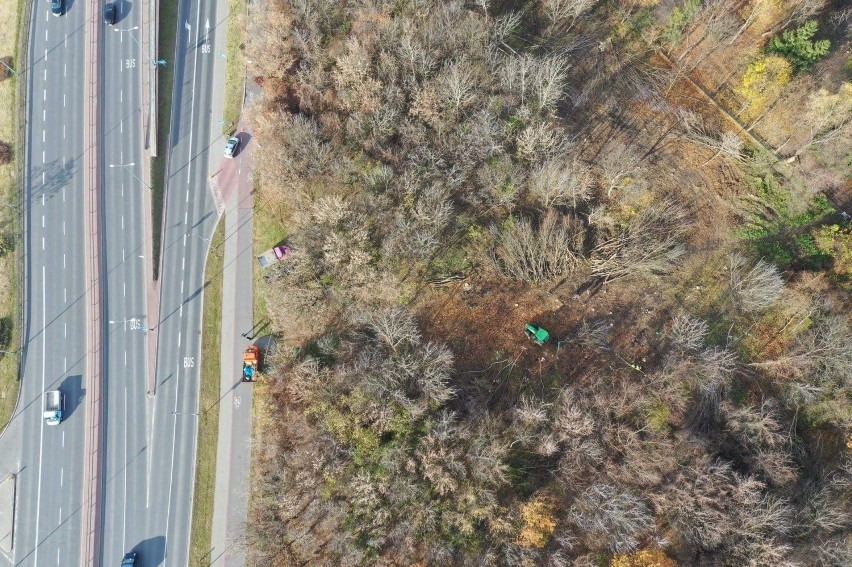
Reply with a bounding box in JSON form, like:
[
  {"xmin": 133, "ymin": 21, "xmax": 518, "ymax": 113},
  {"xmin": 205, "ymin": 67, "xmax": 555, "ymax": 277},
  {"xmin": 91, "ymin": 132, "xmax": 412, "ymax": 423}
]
[
  {"xmin": 50, "ymin": 0, "xmax": 63, "ymax": 16},
  {"xmin": 104, "ymin": 2, "xmax": 116, "ymax": 24}
]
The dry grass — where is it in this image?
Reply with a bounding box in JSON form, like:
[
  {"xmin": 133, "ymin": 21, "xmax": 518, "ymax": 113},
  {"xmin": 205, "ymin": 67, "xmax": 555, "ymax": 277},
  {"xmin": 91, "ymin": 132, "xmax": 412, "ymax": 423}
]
[
  {"xmin": 189, "ymin": 221, "xmax": 225, "ymax": 566},
  {"xmin": 0, "ymin": 0, "xmax": 25, "ymax": 430}
]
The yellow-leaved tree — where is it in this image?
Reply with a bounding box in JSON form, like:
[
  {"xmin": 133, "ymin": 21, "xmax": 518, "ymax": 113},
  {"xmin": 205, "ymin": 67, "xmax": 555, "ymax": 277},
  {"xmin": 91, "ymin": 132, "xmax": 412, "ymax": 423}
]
[
  {"xmin": 516, "ymin": 495, "xmax": 557, "ymax": 548},
  {"xmin": 737, "ymin": 54, "xmax": 792, "ymax": 120},
  {"xmin": 611, "ymin": 547, "xmax": 678, "ymax": 567}
]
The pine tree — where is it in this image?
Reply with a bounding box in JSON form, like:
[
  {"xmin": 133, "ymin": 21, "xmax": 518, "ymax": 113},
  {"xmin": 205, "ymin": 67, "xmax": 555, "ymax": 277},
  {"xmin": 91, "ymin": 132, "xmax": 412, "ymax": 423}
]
[{"xmin": 768, "ymin": 20, "xmax": 830, "ymax": 71}]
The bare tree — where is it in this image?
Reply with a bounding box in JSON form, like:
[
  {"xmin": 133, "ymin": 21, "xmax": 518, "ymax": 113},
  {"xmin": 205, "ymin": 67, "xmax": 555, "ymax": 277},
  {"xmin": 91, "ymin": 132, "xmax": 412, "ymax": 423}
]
[
  {"xmin": 751, "ymin": 315, "xmax": 852, "ymax": 384},
  {"xmin": 670, "ymin": 314, "xmax": 709, "ymax": 351},
  {"xmin": 596, "ymin": 139, "xmax": 644, "ymax": 197},
  {"xmin": 678, "ymin": 109, "xmax": 745, "ymax": 166},
  {"xmin": 491, "ymin": 210, "xmax": 586, "ymax": 281},
  {"xmin": 570, "ymin": 483, "xmax": 654, "ymax": 553},
  {"xmin": 590, "ymin": 199, "xmax": 689, "ymax": 282},
  {"xmin": 528, "ymin": 156, "xmax": 593, "ymax": 210},
  {"xmin": 541, "ymin": 0, "xmax": 595, "ymax": 32},
  {"xmin": 728, "ymin": 253, "xmax": 785, "ymax": 313}
]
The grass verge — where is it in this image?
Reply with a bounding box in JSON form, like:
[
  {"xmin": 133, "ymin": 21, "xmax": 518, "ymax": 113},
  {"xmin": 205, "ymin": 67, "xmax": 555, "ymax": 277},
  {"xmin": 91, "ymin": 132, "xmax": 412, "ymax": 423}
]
[
  {"xmin": 150, "ymin": 0, "xmax": 180, "ymax": 279},
  {"xmin": 189, "ymin": 221, "xmax": 225, "ymax": 566},
  {"xmin": 222, "ymin": 0, "xmax": 247, "ymax": 135},
  {"xmin": 0, "ymin": 0, "xmax": 27, "ymax": 430}
]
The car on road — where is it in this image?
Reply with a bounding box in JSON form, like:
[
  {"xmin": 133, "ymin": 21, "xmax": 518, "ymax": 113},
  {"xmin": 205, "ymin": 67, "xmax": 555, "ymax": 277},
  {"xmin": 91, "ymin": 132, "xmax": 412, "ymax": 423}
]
[
  {"xmin": 50, "ymin": 0, "xmax": 63, "ymax": 16},
  {"xmin": 224, "ymin": 136, "xmax": 240, "ymax": 158},
  {"xmin": 120, "ymin": 551, "xmax": 137, "ymax": 566},
  {"xmin": 104, "ymin": 2, "xmax": 116, "ymax": 24}
]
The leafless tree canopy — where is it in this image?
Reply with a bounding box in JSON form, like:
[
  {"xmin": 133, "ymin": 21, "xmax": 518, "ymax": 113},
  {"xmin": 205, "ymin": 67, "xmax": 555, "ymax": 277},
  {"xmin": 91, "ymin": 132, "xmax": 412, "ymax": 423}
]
[{"xmin": 491, "ymin": 210, "xmax": 586, "ymax": 282}]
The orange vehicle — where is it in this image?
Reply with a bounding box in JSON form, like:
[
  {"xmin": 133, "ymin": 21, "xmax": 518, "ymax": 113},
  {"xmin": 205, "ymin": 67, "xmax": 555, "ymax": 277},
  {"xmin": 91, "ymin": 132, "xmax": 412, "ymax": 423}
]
[{"xmin": 242, "ymin": 345, "xmax": 261, "ymax": 382}]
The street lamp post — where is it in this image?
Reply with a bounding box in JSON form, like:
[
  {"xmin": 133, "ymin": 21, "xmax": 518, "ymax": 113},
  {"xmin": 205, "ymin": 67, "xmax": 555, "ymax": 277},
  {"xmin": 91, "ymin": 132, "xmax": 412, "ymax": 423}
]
[
  {"xmin": 109, "ymin": 162, "xmax": 151, "ymax": 189},
  {"xmin": 171, "ymin": 411, "xmax": 199, "ymax": 416}
]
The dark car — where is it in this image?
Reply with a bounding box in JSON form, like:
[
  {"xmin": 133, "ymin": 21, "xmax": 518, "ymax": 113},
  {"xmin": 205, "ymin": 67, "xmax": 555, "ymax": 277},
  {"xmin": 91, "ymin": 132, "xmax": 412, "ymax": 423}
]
[
  {"xmin": 120, "ymin": 551, "xmax": 137, "ymax": 566},
  {"xmin": 50, "ymin": 0, "xmax": 63, "ymax": 16},
  {"xmin": 104, "ymin": 2, "xmax": 116, "ymax": 25},
  {"xmin": 224, "ymin": 136, "xmax": 240, "ymax": 158}
]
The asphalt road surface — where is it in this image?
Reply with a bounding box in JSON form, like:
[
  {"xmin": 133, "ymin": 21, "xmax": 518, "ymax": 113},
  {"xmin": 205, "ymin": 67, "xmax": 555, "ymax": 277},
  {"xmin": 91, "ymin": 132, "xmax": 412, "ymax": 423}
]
[
  {"xmin": 144, "ymin": 0, "xmax": 222, "ymax": 563},
  {"xmin": 99, "ymin": 3, "xmax": 154, "ymax": 565},
  {"xmin": 8, "ymin": 2, "xmax": 89, "ymax": 566}
]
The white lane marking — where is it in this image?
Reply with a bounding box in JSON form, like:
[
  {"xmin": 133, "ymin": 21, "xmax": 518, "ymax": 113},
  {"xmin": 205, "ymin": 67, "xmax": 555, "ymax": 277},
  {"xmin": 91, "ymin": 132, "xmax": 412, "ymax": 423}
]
[
  {"xmin": 147, "ymin": 399, "xmax": 155, "ymax": 508},
  {"xmin": 120, "ymin": 121, "xmax": 123, "ymax": 134},
  {"xmin": 62, "ymin": 186, "xmax": 65, "ymax": 202},
  {"xmin": 42, "ymin": 194, "xmax": 45, "ymax": 206},
  {"xmin": 179, "ymin": 304, "xmax": 183, "ymax": 317},
  {"xmin": 43, "ymin": 89, "xmax": 46, "ymax": 101},
  {"xmin": 42, "ymin": 109, "xmax": 45, "ymax": 122},
  {"xmin": 122, "ymin": 248, "xmax": 125, "ymax": 262},
  {"xmin": 41, "ymin": 237, "xmax": 44, "ymax": 250},
  {"xmin": 56, "ymin": 546, "xmax": 59, "ymax": 565},
  {"xmin": 63, "ymin": 124, "xmax": 65, "ymax": 139},
  {"xmin": 182, "ymin": 234, "xmax": 187, "ymax": 246},
  {"xmin": 181, "ymin": 257, "xmax": 184, "ymax": 271},
  {"xmin": 120, "ymin": 90, "xmax": 123, "ymax": 102},
  {"xmin": 58, "ymin": 508, "xmax": 61, "ymax": 524},
  {"xmin": 163, "ymin": 362, "xmax": 181, "ymax": 557},
  {"xmin": 62, "ymin": 221, "xmax": 65, "ymax": 235},
  {"xmin": 41, "ymin": 215, "xmax": 44, "ymax": 228},
  {"xmin": 42, "ymin": 130, "xmax": 45, "ymax": 143},
  {"xmin": 44, "ymin": 29, "xmax": 47, "ymax": 42},
  {"xmin": 60, "ymin": 468, "xmax": 63, "ymax": 485},
  {"xmin": 62, "ymin": 432, "xmax": 64, "ymax": 447},
  {"xmin": 180, "ymin": 280, "xmax": 183, "ymax": 294},
  {"xmin": 42, "ymin": 149, "xmax": 45, "ymax": 163},
  {"xmin": 64, "ymin": 357, "xmax": 66, "ymax": 373},
  {"xmin": 63, "ymin": 288, "xmax": 66, "ymax": 303},
  {"xmin": 42, "ymin": 171, "xmax": 45, "ymax": 185},
  {"xmin": 125, "ymin": 350, "xmax": 127, "ymax": 366},
  {"xmin": 63, "ymin": 93, "xmax": 65, "ymax": 108},
  {"xmin": 34, "ymin": 265, "xmax": 46, "ymax": 567},
  {"xmin": 123, "ymin": 281, "xmax": 126, "ymax": 297},
  {"xmin": 122, "ymin": 216, "xmax": 124, "ymax": 230},
  {"xmin": 64, "ymin": 322, "xmax": 66, "ymax": 338},
  {"xmin": 178, "ymin": 332, "xmax": 181, "ymax": 348},
  {"xmin": 63, "ymin": 62, "xmax": 66, "ymax": 77},
  {"xmin": 63, "ymin": 254, "xmax": 65, "ymax": 269},
  {"xmin": 184, "ymin": 210, "xmax": 188, "ymax": 225},
  {"xmin": 123, "ymin": 389, "xmax": 128, "ymax": 545},
  {"xmin": 43, "ymin": 68, "xmax": 46, "ymax": 81}
]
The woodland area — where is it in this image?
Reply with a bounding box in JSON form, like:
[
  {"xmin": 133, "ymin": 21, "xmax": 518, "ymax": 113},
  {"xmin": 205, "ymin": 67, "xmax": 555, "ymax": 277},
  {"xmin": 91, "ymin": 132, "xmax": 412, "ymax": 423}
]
[{"xmin": 242, "ymin": 0, "xmax": 851, "ymax": 565}]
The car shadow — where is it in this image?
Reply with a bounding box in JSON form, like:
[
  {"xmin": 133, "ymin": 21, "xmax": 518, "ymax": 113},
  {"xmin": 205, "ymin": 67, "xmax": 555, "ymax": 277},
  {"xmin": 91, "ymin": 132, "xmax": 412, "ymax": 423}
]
[
  {"xmin": 115, "ymin": 0, "xmax": 131, "ymax": 24},
  {"xmin": 59, "ymin": 374, "xmax": 83, "ymax": 420},
  {"xmin": 133, "ymin": 535, "xmax": 166, "ymax": 566}
]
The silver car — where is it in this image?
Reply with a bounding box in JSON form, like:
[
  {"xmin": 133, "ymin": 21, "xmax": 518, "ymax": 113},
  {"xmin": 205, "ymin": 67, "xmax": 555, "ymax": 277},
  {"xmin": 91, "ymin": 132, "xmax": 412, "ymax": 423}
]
[{"xmin": 224, "ymin": 136, "xmax": 240, "ymax": 158}]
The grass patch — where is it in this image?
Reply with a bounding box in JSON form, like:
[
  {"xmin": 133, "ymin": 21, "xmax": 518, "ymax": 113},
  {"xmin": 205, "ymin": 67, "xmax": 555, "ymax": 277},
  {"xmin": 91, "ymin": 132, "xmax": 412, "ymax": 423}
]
[
  {"xmin": 222, "ymin": 0, "xmax": 247, "ymax": 134},
  {"xmin": 150, "ymin": 0, "xmax": 181, "ymax": 279},
  {"xmin": 0, "ymin": 0, "xmax": 27, "ymax": 431},
  {"xmin": 188, "ymin": 221, "xmax": 225, "ymax": 566}
]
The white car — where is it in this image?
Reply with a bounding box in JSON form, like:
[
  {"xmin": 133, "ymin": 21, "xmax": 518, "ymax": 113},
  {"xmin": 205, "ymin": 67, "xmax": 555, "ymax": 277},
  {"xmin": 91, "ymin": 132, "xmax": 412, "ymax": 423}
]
[{"xmin": 224, "ymin": 136, "xmax": 240, "ymax": 158}]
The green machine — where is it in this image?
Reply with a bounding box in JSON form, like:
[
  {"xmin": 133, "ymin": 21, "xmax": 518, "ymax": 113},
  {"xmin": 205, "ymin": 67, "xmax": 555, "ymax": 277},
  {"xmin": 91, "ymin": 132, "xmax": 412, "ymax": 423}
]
[{"xmin": 525, "ymin": 324, "xmax": 550, "ymax": 346}]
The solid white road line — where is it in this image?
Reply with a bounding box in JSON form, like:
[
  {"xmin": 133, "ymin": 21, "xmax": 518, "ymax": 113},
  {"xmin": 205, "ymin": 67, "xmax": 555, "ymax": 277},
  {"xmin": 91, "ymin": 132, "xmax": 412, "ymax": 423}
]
[{"xmin": 34, "ymin": 265, "xmax": 46, "ymax": 567}]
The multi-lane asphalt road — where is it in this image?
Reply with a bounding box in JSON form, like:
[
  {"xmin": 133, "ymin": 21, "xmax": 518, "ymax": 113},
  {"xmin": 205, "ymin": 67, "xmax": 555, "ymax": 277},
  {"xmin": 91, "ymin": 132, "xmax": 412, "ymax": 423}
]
[
  {"xmin": 11, "ymin": 2, "xmax": 88, "ymax": 566},
  {"xmin": 0, "ymin": 0, "xmax": 227, "ymax": 565},
  {"xmin": 144, "ymin": 0, "xmax": 221, "ymax": 561},
  {"xmin": 100, "ymin": 3, "xmax": 152, "ymax": 565}
]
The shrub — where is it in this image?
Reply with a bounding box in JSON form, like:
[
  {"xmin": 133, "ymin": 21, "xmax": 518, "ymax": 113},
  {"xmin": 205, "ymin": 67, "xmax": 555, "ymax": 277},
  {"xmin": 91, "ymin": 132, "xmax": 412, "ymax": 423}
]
[
  {"xmin": 768, "ymin": 20, "xmax": 830, "ymax": 71},
  {"xmin": 0, "ymin": 140, "xmax": 12, "ymax": 165}
]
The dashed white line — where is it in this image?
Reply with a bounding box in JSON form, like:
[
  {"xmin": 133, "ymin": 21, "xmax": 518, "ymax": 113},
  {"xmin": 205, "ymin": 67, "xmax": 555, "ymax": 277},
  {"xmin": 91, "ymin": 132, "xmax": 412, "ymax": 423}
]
[
  {"xmin": 63, "ymin": 288, "xmax": 66, "ymax": 303},
  {"xmin": 63, "ymin": 253, "xmax": 65, "ymax": 269},
  {"xmin": 184, "ymin": 210, "xmax": 188, "ymax": 224},
  {"xmin": 41, "ymin": 237, "xmax": 44, "ymax": 250},
  {"xmin": 41, "ymin": 215, "xmax": 44, "ymax": 228},
  {"xmin": 33, "ymin": 265, "xmax": 47, "ymax": 567},
  {"xmin": 181, "ymin": 257, "xmax": 185, "ymax": 271},
  {"xmin": 60, "ymin": 468, "xmax": 64, "ymax": 486}
]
